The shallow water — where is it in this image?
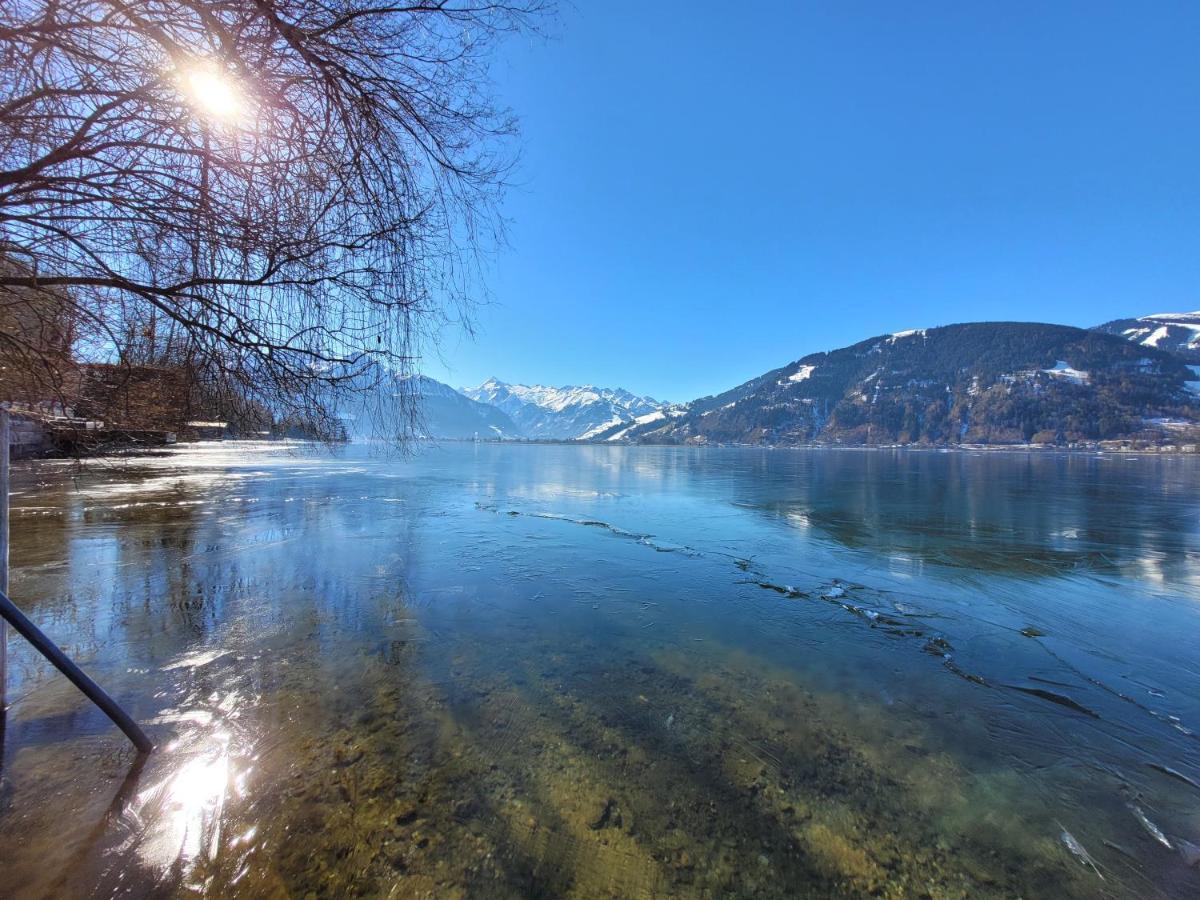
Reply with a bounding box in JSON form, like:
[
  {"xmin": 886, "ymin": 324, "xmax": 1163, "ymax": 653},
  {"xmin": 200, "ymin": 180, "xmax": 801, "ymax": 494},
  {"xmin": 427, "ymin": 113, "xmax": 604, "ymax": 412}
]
[{"xmin": 1, "ymin": 442, "xmax": 1198, "ymax": 898}]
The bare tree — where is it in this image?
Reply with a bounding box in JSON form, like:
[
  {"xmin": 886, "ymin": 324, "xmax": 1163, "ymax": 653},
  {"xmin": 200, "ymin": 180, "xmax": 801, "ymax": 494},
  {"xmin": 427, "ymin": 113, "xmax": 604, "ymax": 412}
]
[{"xmin": 0, "ymin": 0, "xmax": 547, "ymax": 440}]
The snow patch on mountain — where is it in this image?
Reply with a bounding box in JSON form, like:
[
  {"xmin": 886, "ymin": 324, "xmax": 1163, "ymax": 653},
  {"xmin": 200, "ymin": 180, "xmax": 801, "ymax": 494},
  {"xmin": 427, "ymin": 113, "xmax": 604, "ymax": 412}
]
[
  {"xmin": 578, "ymin": 415, "xmax": 626, "ymax": 440},
  {"xmin": 1043, "ymin": 361, "xmax": 1089, "ymax": 384},
  {"xmin": 1145, "ymin": 312, "xmax": 1200, "ymax": 323},
  {"xmin": 1143, "ymin": 326, "xmax": 1171, "ymax": 348},
  {"xmin": 1096, "ymin": 311, "xmax": 1200, "ymax": 362},
  {"xmin": 604, "ymin": 406, "xmax": 688, "ymax": 442}
]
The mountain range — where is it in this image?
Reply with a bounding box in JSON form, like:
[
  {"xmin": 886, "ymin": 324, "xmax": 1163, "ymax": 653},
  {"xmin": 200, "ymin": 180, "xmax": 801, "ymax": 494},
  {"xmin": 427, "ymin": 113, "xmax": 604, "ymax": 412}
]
[
  {"xmin": 592, "ymin": 321, "xmax": 1199, "ymax": 446},
  {"xmin": 412, "ymin": 311, "xmax": 1200, "ymax": 447},
  {"xmin": 461, "ymin": 378, "xmax": 664, "ymax": 440},
  {"xmin": 403, "ymin": 375, "xmax": 520, "ymax": 440}
]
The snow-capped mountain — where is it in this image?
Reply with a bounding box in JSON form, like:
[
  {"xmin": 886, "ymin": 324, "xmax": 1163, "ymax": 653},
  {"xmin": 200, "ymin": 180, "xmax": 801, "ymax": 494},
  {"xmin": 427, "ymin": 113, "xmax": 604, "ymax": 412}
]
[
  {"xmin": 399, "ymin": 375, "xmax": 520, "ymax": 439},
  {"xmin": 463, "ymin": 378, "xmax": 666, "ymax": 440},
  {"xmin": 1094, "ymin": 311, "xmax": 1200, "ymax": 363}
]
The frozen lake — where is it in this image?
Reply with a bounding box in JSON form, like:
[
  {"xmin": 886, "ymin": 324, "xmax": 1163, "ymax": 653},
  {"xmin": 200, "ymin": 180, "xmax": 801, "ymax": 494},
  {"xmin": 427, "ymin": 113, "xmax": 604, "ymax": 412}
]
[{"xmin": 1, "ymin": 442, "xmax": 1198, "ymax": 897}]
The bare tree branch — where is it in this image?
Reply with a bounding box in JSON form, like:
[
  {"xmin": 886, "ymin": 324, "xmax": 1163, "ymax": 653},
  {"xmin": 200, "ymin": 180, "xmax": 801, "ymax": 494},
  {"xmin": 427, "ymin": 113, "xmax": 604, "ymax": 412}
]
[{"xmin": 0, "ymin": 0, "xmax": 549, "ymax": 441}]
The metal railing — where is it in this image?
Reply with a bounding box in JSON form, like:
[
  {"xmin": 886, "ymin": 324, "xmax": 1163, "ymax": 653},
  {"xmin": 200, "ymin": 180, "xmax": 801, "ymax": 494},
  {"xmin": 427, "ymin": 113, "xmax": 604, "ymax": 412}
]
[{"xmin": 0, "ymin": 587, "xmax": 152, "ymax": 753}]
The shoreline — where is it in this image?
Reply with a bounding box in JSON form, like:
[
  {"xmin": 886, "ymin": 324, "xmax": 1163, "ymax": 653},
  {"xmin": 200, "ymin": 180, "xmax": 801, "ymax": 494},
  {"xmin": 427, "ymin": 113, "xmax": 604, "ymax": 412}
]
[
  {"xmin": 14, "ymin": 436, "xmax": 1199, "ymax": 465},
  {"xmin": 421, "ymin": 437, "xmax": 1200, "ymax": 456}
]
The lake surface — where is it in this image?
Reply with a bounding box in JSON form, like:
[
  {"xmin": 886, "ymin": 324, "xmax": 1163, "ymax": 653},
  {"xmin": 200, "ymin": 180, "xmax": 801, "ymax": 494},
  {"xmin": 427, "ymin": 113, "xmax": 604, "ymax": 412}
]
[{"xmin": 1, "ymin": 442, "xmax": 1198, "ymax": 898}]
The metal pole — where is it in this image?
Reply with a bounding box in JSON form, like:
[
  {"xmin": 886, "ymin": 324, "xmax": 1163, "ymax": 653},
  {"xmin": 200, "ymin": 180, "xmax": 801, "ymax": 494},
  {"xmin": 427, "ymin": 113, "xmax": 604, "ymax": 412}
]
[
  {"xmin": 1, "ymin": 409, "xmax": 8, "ymax": 710},
  {"xmin": 0, "ymin": 587, "xmax": 152, "ymax": 753}
]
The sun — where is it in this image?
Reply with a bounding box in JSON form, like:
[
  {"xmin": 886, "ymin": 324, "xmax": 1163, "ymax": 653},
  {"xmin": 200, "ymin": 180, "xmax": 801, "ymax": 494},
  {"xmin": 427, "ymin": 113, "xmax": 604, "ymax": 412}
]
[{"xmin": 178, "ymin": 63, "xmax": 243, "ymax": 121}]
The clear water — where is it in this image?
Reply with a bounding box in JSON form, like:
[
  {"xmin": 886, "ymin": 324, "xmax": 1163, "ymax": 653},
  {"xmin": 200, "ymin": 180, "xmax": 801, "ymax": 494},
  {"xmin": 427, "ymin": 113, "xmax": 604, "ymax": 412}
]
[{"xmin": 1, "ymin": 442, "xmax": 1198, "ymax": 898}]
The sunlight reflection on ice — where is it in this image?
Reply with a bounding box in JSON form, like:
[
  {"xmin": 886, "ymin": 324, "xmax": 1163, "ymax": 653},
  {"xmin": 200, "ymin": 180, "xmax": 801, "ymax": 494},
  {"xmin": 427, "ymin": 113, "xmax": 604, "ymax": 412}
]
[
  {"xmin": 161, "ymin": 649, "xmax": 231, "ymax": 671},
  {"xmin": 128, "ymin": 733, "xmax": 241, "ymax": 888}
]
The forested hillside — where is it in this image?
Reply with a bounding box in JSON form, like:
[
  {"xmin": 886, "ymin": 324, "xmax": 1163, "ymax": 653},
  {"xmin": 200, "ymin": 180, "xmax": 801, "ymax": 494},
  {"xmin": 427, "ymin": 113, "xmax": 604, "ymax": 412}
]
[{"xmin": 596, "ymin": 323, "xmax": 1199, "ymax": 446}]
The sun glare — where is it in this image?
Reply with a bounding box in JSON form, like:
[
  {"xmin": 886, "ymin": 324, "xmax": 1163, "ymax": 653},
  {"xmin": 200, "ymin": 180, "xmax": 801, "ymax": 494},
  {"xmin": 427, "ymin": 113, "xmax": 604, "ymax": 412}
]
[{"xmin": 179, "ymin": 65, "xmax": 243, "ymax": 121}]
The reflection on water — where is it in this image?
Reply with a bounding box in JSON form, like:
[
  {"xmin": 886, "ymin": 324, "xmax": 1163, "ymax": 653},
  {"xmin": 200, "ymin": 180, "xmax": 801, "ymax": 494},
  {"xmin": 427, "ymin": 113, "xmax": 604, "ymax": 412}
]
[
  {"xmin": 1, "ymin": 443, "xmax": 1199, "ymax": 897},
  {"xmin": 133, "ymin": 745, "xmax": 232, "ymax": 885}
]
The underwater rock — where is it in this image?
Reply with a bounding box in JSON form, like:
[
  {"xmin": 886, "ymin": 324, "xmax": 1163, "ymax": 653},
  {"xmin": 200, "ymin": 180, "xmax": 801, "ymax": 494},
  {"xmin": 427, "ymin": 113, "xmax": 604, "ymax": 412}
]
[
  {"xmin": 331, "ymin": 742, "xmax": 365, "ymax": 768},
  {"xmin": 922, "ymin": 636, "xmax": 953, "ymax": 656},
  {"xmin": 589, "ymin": 798, "xmax": 619, "ymax": 831},
  {"xmin": 452, "ymin": 797, "xmax": 483, "ymax": 823}
]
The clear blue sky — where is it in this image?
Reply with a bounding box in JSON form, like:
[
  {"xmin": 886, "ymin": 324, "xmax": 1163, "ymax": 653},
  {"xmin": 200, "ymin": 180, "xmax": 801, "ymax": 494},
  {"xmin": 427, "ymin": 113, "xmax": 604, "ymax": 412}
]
[{"xmin": 425, "ymin": 0, "xmax": 1200, "ymax": 403}]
